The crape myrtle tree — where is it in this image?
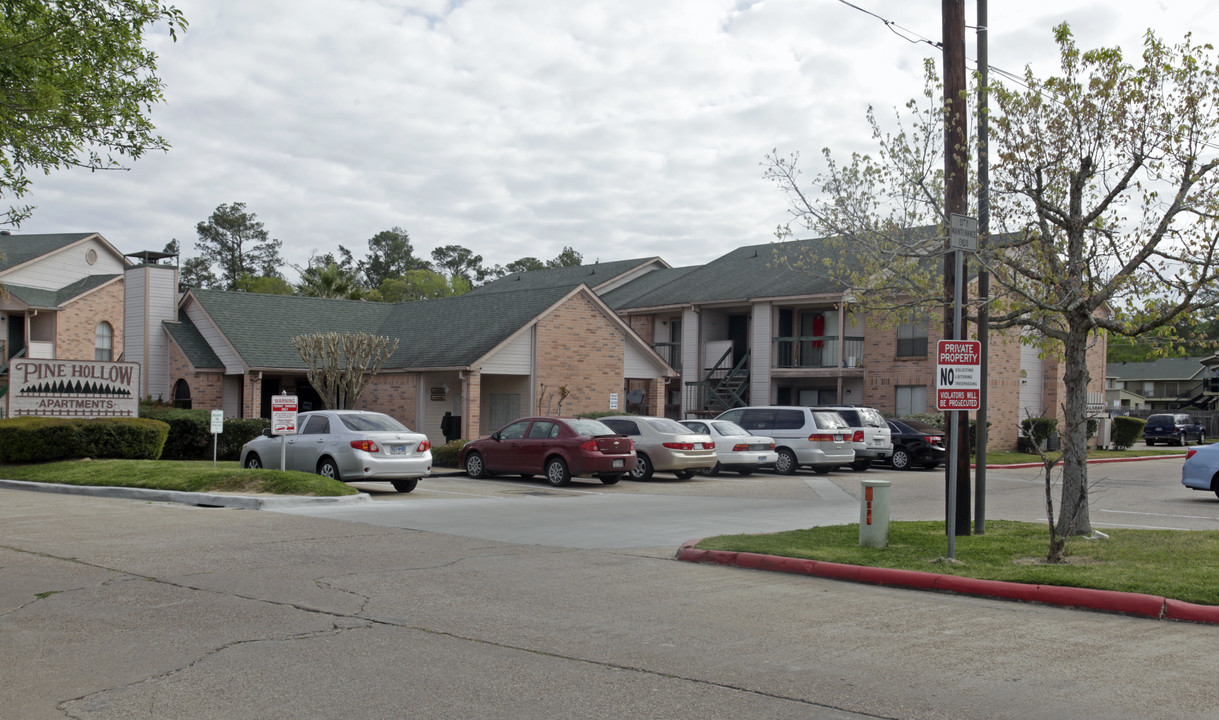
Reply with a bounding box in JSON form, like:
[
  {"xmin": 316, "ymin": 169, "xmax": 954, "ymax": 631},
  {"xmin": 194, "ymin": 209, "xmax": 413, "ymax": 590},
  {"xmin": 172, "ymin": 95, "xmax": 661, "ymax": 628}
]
[
  {"xmin": 194, "ymin": 202, "xmax": 285, "ymax": 290},
  {"xmin": 0, "ymin": 0, "xmax": 187, "ymax": 227},
  {"xmin": 765, "ymin": 25, "xmax": 1219, "ymax": 539},
  {"xmin": 290, "ymin": 332, "xmax": 398, "ymax": 410}
]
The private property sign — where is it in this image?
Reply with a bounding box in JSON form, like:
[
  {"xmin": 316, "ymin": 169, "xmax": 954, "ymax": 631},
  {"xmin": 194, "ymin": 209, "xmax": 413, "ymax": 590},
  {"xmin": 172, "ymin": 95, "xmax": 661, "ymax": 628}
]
[
  {"xmin": 7, "ymin": 359, "xmax": 140, "ymax": 418},
  {"xmin": 936, "ymin": 340, "xmax": 981, "ymax": 411}
]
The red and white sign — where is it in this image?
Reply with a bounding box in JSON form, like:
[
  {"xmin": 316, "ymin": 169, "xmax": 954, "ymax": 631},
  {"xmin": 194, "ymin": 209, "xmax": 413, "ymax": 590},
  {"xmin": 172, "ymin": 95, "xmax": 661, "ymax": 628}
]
[
  {"xmin": 271, "ymin": 394, "xmax": 299, "ymax": 435},
  {"xmin": 936, "ymin": 340, "xmax": 981, "ymax": 411}
]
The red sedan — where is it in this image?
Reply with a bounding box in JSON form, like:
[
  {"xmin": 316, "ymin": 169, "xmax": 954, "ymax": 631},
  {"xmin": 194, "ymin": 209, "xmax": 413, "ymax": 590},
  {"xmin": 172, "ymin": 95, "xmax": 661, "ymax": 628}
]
[{"xmin": 459, "ymin": 417, "xmax": 635, "ymax": 486}]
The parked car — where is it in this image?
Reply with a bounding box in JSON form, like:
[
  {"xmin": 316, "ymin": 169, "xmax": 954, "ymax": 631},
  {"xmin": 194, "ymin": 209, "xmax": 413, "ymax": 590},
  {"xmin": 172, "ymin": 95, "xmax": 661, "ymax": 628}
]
[
  {"xmin": 459, "ymin": 416, "xmax": 634, "ymax": 487},
  {"xmin": 1143, "ymin": 413, "xmax": 1206, "ymax": 446},
  {"xmin": 679, "ymin": 419, "xmax": 778, "ymax": 476},
  {"xmin": 885, "ymin": 418, "xmax": 947, "ymax": 470},
  {"xmin": 713, "ymin": 406, "xmax": 854, "ymax": 475},
  {"xmin": 819, "ymin": 405, "xmax": 893, "ymax": 471},
  {"xmin": 599, "ymin": 415, "xmax": 716, "ymax": 480},
  {"xmin": 240, "ymin": 410, "xmax": 431, "ymax": 493},
  {"xmin": 1182, "ymin": 443, "xmax": 1219, "ymax": 498}
]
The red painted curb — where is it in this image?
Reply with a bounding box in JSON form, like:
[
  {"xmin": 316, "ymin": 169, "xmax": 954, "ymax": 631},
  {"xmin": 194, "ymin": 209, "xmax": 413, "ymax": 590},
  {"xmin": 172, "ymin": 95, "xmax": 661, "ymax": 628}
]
[{"xmin": 676, "ymin": 539, "xmax": 1214, "ymax": 624}]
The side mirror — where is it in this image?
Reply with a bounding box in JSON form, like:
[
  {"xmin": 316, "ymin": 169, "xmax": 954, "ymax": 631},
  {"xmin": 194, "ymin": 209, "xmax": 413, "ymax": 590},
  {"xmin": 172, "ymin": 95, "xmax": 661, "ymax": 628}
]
[
  {"xmin": 262, "ymin": 428, "xmax": 273, "ymax": 438},
  {"xmin": 492, "ymin": 432, "xmax": 501, "ymax": 442}
]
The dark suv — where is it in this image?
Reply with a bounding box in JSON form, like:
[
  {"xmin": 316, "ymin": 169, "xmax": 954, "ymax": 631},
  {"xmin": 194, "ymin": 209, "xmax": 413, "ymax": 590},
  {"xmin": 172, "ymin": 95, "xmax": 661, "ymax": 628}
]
[{"xmin": 1142, "ymin": 413, "xmax": 1206, "ymax": 446}]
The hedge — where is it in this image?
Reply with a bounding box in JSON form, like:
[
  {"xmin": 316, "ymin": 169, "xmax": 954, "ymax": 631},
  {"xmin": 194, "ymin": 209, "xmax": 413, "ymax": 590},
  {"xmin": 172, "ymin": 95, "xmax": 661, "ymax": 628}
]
[
  {"xmin": 139, "ymin": 405, "xmax": 271, "ymax": 461},
  {"xmin": 0, "ymin": 417, "xmax": 169, "ymax": 463},
  {"xmin": 1111, "ymin": 416, "xmax": 1146, "ymax": 450}
]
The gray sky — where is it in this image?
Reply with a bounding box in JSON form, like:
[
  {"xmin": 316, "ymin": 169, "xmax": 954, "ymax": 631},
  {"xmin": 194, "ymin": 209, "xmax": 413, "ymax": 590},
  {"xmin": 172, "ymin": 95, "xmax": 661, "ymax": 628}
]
[{"xmin": 16, "ymin": 0, "xmax": 1218, "ymax": 281}]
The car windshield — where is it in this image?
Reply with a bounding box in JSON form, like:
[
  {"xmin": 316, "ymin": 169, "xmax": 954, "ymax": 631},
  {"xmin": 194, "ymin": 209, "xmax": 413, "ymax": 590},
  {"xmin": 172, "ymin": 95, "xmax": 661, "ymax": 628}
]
[
  {"xmin": 857, "ymin": 408, "xmax": 886, "ymax": 427},
  {"xmin": 569, "ymin": 419, "xmax": 615, "ymax": 437},
  {"xmin": 813, "ymin": 411, "xmax": 849, "ymax": 429},
  {"xmin": 711, "ymin": 421, "xmax": 749, "ymax": 436},
  {"xmin": 648, "ymin": 417, "xmax": 694, "ymax": 434},
  {"xmin": 1146, "ymin": 415, "xmax": 1174, "ymax": 425},
  {"xmin": 338, "ymin": 413, "xmax": 409, "ymax": 432}
]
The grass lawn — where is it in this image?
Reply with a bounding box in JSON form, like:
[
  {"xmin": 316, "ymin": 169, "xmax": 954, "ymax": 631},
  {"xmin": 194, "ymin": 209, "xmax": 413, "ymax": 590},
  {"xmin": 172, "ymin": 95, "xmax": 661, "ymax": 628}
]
[
  {"xmin": 0, "ymin": 459, "xmax": 358, "ymax": 496},
  {"xmin": 982, "ymin": 447, "xmax": 1188, "ymax": 465},
  {"xmin": 696, "ymin": 520, "xmax": 1219, "ymax": 606}
]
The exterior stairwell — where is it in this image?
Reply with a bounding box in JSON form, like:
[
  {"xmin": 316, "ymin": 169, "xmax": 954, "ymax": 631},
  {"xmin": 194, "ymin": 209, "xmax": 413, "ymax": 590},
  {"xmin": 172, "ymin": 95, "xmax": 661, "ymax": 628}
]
[{"xmin": 684, "ymin": 346, "xmax": 750, "ymax": 415}]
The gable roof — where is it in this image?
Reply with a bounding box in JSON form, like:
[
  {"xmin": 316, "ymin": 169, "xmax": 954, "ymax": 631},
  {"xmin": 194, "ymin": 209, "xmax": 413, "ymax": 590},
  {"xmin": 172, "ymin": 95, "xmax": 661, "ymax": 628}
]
[
  {"xmin": 0, "ymin": 232, "xmax": 127, "ymax": 274},
  {"xmin": 185, "ymin": 284, "xmax": 581, "ymax": 371},
  {"xmin": 3, "ymin": 274, "xmax": 121, "ymax": 308},
  {"xmin": 1106, "ymin": 357, "xmax": 1209, "ymax": 382},
  {"xmin": 164, "ymin": 315, "xmax": 224, "ymax": 370},
  {"xmin": 608, "ymin": 238, "xmax": 854, "ymax": 310},
  {"xmin": 466, "ymin": 257, "xmax": 667, "ymax": 297}
]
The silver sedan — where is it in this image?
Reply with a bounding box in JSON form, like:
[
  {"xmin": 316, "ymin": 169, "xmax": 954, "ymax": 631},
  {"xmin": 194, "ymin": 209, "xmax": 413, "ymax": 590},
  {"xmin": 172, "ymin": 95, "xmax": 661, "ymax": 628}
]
[
  {"xmin": 240, "ymin": 410, "xmax": 432, "ymax": 492},
  {"xmin": 680, "ymin": 419, "xmax": 777, "ymax": 476},
  {"xmin": 599, "ymin": 415, "xmax": 716, "ymax": 480}
]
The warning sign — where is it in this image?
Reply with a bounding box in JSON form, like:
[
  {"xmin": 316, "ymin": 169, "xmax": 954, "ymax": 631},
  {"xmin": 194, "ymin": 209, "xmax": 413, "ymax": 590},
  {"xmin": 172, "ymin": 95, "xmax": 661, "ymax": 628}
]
[{"xmin": 936, "ymin": 340, "xmax": 981, "ymax": 411}]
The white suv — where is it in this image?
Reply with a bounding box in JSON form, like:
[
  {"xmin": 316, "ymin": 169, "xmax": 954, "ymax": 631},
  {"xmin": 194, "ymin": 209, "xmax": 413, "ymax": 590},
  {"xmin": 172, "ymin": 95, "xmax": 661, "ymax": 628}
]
[
  {"xmin": 714, "ymin": 406, "xmax": 854, "ymax": 475},
  {"xmin": 818, "ymin": 406, "xmax": 893, "ymax": 471}
]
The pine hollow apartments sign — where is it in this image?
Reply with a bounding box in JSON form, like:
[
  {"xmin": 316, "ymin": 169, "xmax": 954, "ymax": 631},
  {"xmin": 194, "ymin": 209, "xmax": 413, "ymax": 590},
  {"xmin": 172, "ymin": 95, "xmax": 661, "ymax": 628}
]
[{"xmin": 7, "ymin": 359, "xmax": 141, "ymax": 418}]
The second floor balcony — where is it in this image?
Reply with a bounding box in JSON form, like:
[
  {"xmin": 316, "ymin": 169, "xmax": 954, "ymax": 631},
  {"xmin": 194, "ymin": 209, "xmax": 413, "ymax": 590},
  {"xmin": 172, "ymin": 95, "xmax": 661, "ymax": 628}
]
[{"xmin": 774, "ymin": 335, "xmax": 864, "ymax": 369}]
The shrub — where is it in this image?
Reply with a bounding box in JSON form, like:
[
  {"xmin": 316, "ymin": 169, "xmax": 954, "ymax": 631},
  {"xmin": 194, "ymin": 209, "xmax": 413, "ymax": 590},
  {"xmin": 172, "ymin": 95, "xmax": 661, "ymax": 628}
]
[
  {"xmin": 0, "ymin": 417, "xmax": 168, "ymax": 462},
  {"xmin": 140, "ymin": 404, "xmax": 269, "ymax": 461},
  {"xmin": 1020, "ymin": 417, "xmax": 1058, "ymax": 442},
  {"xmin": 1111, "ymin": 416, "xmax": 1146, "ymax": 450},
  {"xmin": 431, "ymin": 438, "xmax": 467, "ymax": 467}
]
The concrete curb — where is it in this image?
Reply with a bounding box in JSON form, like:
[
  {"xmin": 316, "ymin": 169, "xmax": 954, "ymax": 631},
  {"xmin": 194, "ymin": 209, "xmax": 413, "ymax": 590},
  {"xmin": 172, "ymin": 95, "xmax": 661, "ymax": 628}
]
[
  {"xmin": 675, "ymin": 539, "xmax": 1219, "ymax": 624},
  {"xmin": 0, "ymin": 479, "xmax": 373, "ymax": 510}
]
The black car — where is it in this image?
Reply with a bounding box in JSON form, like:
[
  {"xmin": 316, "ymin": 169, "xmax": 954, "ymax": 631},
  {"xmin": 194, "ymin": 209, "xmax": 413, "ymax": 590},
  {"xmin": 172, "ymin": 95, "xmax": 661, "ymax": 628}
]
[
  {"xmin": 1143, "ymin": 413, "xmax": 1206, "ymax": 446},
  {"xmin": 885, "ymin": 419, "xmax": 946, "ymax": 470}
]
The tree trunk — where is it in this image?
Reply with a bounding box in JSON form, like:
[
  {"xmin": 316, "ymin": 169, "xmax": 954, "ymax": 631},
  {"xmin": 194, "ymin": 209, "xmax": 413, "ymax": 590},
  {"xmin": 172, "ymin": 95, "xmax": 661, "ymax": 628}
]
[{"xmin": 1055, "ymin": 318, "xmax": 1093, "ymax": 536}]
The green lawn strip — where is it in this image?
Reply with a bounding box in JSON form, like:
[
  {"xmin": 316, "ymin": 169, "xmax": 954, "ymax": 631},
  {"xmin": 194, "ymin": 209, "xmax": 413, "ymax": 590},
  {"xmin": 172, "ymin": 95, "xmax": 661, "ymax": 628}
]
[
  {"xmin": 983, "ymin": 448, "xmax": 1188, "ymax": 465},
  {"xmin": 695, "ymin": 520, "xmax": 1219, "ymax": 606},
  {"xmin": 0, "ymin": 459, "xmax": 358, "ymax": 496}
]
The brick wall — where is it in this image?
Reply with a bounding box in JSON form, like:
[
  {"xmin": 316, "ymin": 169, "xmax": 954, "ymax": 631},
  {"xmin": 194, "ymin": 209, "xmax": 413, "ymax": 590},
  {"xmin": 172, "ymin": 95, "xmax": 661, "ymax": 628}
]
[
  {"xmin": 56, "ymin": 280, "xmax": 125, "ymax": 361},
  {"xmin": 359, "ymin": 372, "xmax": 420, "ymax": 427},
  {"xmin": 535, "ymin": 293, "xmax": 626, "ymax": 416},
  {"xmin": 168, "ymin": 341, "xmax": 224, "ymax": 410},
  {"xmin": 243, "ymin": 373, "xmax": 262, "ymax": 418}
]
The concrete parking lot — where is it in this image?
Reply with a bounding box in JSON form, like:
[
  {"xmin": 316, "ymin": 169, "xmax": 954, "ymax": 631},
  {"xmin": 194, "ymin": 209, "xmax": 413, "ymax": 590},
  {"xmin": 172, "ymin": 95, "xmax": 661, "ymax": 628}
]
[{"xmin": 2, "ymin": 454, "xmax": 1217, "ymax": 719}]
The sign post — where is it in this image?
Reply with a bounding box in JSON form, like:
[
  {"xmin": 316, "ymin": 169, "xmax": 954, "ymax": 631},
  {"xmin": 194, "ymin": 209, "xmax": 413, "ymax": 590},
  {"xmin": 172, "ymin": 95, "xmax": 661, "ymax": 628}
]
[
  {"xmin": 271, "ymin": 394, "xmax": 298, "ymax": 471},
  {"xmin": 210, "ymin": 410, "xmax": 224, "ymax": 467},
  {"xmin": 937, "ymin": 338, "xmax": 981, "ymax": 558}
]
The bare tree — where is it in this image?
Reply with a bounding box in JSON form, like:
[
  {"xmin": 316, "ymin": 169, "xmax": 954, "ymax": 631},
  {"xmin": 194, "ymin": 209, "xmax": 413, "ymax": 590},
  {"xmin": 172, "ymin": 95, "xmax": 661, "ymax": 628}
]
[{"xmin": 290, "ymin": 332, "xmax": 399, "ymax": 410}]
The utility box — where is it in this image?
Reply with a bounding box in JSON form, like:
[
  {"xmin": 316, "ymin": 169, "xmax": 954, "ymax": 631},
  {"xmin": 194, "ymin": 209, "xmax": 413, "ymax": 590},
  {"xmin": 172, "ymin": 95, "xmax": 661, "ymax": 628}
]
[
  {"xmin": 859, "ymin": 479, "xmax": 892, "ymax": 548},
  {"xmin": 1096, "ymin": 417, "xmax": 1113, "ymax": 450}
]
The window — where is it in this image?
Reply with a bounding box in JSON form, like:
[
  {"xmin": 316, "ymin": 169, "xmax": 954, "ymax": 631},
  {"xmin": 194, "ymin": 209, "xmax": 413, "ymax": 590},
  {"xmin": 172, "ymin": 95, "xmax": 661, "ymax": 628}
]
[
  {"xmin": 301, "ymin": 416, "xmax": 330, "ymax": 435},
  {"xmin": 172, "ymin": 379, "xmax": 191, "ymax": 409},
  {"xmin": 896, "ymin": 318, "xmax": 928, "ymax": 357},
  {"xmin": 527, "ymin": 421, "xmax": 559, "ymax": 439},
  {"xmin": 95, "ymin": 321, "xmax": 114, "ymax": 361},
  {"xmin": 896, "ymin": 385, "xmax": 927, "ymax": 416}
]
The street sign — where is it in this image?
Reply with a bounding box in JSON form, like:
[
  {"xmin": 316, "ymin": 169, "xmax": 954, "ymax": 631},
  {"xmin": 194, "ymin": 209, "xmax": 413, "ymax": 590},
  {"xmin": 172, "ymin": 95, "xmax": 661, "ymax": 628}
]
[
  {"xmin": 949, "ymin": 213, "xmax": 978, "ymax": 252},
  {"xmin": 936, "ymin": 339, "xmax": 981, "ymax": 411},
  {"xmin": 271, "ymin": 394, "xmax": 299, "ymax": 435},
  {"xmin": 210, "ymin": 409, "xmax": 224, "ymax": 434}
]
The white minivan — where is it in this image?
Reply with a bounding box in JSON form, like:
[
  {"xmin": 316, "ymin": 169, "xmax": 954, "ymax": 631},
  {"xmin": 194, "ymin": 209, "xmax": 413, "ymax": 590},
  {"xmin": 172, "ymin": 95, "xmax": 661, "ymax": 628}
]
[{"xmin": 714, "ymin": 406, "xmax": 854, "ymax": 474}]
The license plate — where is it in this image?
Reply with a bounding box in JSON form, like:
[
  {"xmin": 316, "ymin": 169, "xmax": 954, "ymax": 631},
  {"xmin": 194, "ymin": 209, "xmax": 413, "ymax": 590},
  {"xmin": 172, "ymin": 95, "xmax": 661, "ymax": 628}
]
[
  {"xmin": 613, "ymin": 459, "xmax": 625, "ymax": 468},
  {"xmin": 389, "ymin": 444, "xmax": 407, "ymax": 455},
  {"xmin": 758, "ymin": 455, "xmax": 767, "ymax": 462}
]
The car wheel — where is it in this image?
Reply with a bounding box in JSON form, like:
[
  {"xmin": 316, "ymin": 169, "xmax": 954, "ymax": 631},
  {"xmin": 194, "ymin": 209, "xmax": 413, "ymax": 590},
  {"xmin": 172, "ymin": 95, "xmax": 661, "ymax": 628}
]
[
  {"xmin": 737, "ymin": 468, "xmax": 755, "ymax": 477},
  {"xmin": 317, "ymin": 457, "xmax": 341, "ymax": 482},
  {"xmin": 465, "ymin": 452, "xmax": 487, "ymax": 479},
  {"xmin": 599, "ymin": 474, "xmax": 622, "ymax": 485},
  {"xmin": 1146, "ymin": 440, "xmax": 1155, "ymax": 446},
  {"xmin": 922, "ymin": 461, "xmax": 940, "ymax": 470},
  {"xmin": 391, "ymin": 479, "xmax": 418, "ymax": 493},
  {"xmin": 629, "ymin": 453, "xmax": 654, "ymax": 481},
  {"xmin": 243, "ymin": 453, "xmax": 262, "ymax": 469},
  {"xmin": 850, "ymin": 458, "xmax": 872, "ymax": 472},
  {"xmin": 1200, "ymin": 433, "xmax": 1207, "ymax": 445},
  {"xmin": 812, "ymin": 466, "xmax": 831, "ymax": 475},
  {"xmin": 674, "ymin": 469, "xmax": 696, "ymax": 480},
  {"xmin": 891, "ymin": 447, "xmax": 912, "ymax": 470},
  {"xmin": 774, "ymin": 448, "xmax": 797, "ymax": 475},
  {"xmin": 704, "ymin": 462, "xmax": 722, "ymax": 477},
  {"xmin": 545, "ymin": 456, "xmax": 571, "ymax": 487}
]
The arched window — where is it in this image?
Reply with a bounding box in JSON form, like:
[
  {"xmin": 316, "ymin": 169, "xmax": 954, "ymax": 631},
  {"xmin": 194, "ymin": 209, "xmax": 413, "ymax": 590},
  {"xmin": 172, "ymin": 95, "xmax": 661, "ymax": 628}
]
[
  {"xmin": 172, "ymin": 379, "xmax": 192, "ymax": 409},
  {"xmin": 95, "ymin": 322, "xmax": 113, "ymax": 361}
]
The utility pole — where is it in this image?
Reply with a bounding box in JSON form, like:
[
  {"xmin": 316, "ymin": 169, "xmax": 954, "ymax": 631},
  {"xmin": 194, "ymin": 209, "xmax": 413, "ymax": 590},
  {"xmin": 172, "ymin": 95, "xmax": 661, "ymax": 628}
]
[
  {"xmin": 975, "ymin": 0, "xmax": 990, "ymax": 534},
  {"xmin": 942, "ymin": 0, "xmax": 971, "ymax": 538}
]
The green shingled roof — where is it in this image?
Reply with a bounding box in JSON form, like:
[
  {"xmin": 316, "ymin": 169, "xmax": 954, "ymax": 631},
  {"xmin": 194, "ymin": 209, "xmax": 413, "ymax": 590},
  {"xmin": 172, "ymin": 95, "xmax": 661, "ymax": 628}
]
[
  {"xmin": 466, "ymin": 257, "xmax": 662, "ymax": 296},
  {"xmin": 609, "ymin": 238, "xmax": 854, "ymax": 310},
  {"xmin": 0, "ymin": 233, "xmax": 98, "ymax": 272},
  {"xmin": 599, "ymin": 266, "xmax": 698, "ymax": 309},
  {"xmin": 189, "ymin": 285, "xmax": 579, "ymax": 371},
  {"xmin": 164, "ymin": 315, "xmax": 223, "ymax": 370},
  {"xmin": 1107, "ymin": 357, "xmax": 1209, "ymax": 382}
]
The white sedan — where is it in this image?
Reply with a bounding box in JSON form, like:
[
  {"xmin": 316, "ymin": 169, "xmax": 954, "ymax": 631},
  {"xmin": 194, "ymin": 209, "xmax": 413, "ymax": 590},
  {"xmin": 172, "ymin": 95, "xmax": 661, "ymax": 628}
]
[{"xmin": 679, "ymin": 419, "xmax": 778, "ymax": 476}]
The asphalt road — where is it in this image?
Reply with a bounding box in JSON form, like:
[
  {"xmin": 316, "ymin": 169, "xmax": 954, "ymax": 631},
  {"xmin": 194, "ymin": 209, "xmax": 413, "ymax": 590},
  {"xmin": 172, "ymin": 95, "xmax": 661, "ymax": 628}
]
[{"xmin": 2, "ymin": 454, "xmax": 1217, "ymax": 719}]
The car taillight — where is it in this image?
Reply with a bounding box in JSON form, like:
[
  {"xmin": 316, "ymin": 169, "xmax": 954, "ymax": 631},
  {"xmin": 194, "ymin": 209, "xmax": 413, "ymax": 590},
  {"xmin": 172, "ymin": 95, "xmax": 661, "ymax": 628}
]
[
  {"xmin": 350, "ymin": 440, "xmax": 380, "ymax": 453},
  {"xmin": 809, "ymin": 433, "xmax": 834, "ymax": 441},
  {"xmin": 582, "ymin": 439, "xmax": 598, "ymax": 451},
  {"xmin": 732, "ymin": 443, "xmax": 749, "ymax": 452},
  {"xmin": 417, "ymin": 440, "xmax": 431, "ymax": 452},
  {"xmin": 852, "ymin": 430, "xmax": 864, "ymax": 442},
  {"xmin": 1187, "ymin": 449, "xmax": 1198, "ymax": 460},
  {"xmin": 927, "ymin": 436, "xmax": 944, "ymax": 445},
  {"xmin": 702, "ymin": 442, "xmax": 715, "ymax": 450},
  {"xmin": 663, "ymin": 442, "xmax": 695, "ymax": 450}
]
